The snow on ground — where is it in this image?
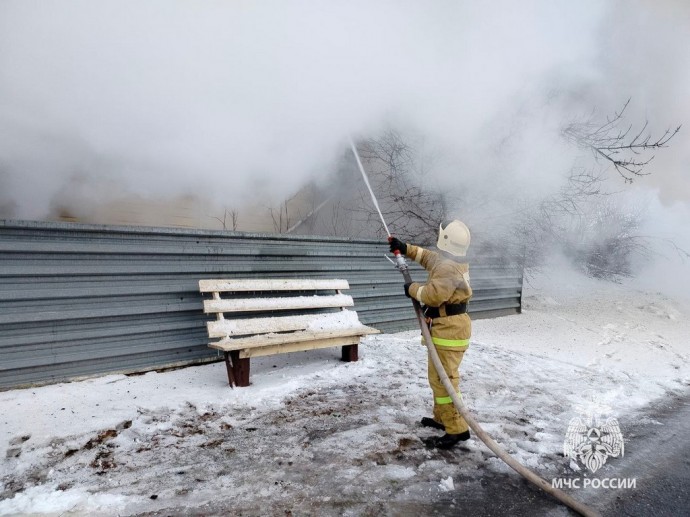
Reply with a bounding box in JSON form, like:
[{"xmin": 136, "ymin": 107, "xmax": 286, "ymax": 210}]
[{"xmin": 1, "ymin": 266, "xmax": 689, "ymax": 516}]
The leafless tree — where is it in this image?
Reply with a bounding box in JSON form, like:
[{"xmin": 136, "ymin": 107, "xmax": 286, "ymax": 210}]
[
  {"xmin": 355, "ymin": 130, "xmax": 450, "ymax": 244},
  {"xmin": 285, "ymin": 185, "xmax": 332, "ymax": 235},
  {"xmin": 510, "ymin": 179, "xmax": 650, "ymax": 280},
  {"xmin": 563, "ymin": 99, "xmax": 681, "ymax": 183},
  {"xmin": 269, "ymin": 193, "xmax": 299, "ymax": 233},
  {"xmin": 321, "ymin": 199, "xmax": 356, "ymax": 237},
  {"xmin": 571, "ymin": 200, "xmax": 649, "ymax": 279},
  {"xmin": 509, "ymin": 100, "xmax": 682, "ymax": 277},
  {"xmin": 211, "ymin": 208, "xmax": 239, "ymax": 230}
]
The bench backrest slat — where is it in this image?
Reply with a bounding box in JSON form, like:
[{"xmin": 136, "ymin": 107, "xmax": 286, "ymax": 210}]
[
  {"xmin": 199, "ymin": 279, "xmax": 350, "ymax": 293},
  {"xmin": 203, "ymin": 294, "xmax": 354, "ymax": 314}
]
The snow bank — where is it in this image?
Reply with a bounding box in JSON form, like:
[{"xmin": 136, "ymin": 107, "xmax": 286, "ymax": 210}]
[{"xmin": 0, "ymin": 485, "xmax": 129, "ymax": 517}]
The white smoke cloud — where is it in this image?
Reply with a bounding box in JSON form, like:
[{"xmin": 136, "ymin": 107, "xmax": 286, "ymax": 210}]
[
  {"xmin": 1, "ymin": 0, "xmax": 616, "ymax": 219},
  {"xmin": 628, "ymin": 191, "xmax": 690, "ymax": 301},
  {"xmin": 0, "ymin": 0, "xmax": 687, "ymax": 285}
]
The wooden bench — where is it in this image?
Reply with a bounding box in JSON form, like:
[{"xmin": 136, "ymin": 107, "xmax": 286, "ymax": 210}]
[{"xmin": 199, "ymin": 279, "xmax": 380, "ymax": 387}]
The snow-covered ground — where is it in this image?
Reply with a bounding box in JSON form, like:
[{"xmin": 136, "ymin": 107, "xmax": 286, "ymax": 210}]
[{"xmin": 1, "ymin": 265, "xmax": 689, "ymax": 516}]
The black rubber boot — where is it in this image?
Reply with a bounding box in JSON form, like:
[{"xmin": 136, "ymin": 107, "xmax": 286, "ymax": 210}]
[
  {"xmin": 420, "ymin": 417, "xmax": 445, "ymax": 431},
  {"xmin": 428, "ymin": 431, "xmax": 471, "ymax": 449}
]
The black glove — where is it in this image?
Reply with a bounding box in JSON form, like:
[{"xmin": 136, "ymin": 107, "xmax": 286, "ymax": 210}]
[
  {"xmin": 389, "ymin": 237, "xmax": 407, "ymax": 255},
  {"xmin": 403, "ymin": 282, "xmax": 412, "ymax": 298}
]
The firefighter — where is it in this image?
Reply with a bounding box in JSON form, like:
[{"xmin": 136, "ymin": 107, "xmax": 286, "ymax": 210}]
[{"xmin": 389, "ymin": 220, "xmax": 472, "ymax": 449}]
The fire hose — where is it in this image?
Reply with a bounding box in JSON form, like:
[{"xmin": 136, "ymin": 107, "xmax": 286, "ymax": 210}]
[{"xmin": 350, "ymin": 139, "xmax": 600, "ymax": 517}]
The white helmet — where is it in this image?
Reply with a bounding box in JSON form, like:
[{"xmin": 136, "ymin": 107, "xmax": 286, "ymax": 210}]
[{"xmin": 437, "ymin": 220, "xmax": 470, "ymax": 257}]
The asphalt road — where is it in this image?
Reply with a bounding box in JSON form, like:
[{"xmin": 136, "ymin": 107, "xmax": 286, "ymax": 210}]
[{"xmin": 591, "ymin": 390, "xmax": 690, "ymax": 517}]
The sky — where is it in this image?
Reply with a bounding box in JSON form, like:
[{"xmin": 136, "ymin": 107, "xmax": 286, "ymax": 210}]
[{"xmin": 0, "ymin": 0, "xmax": 688, "ymax": 240}]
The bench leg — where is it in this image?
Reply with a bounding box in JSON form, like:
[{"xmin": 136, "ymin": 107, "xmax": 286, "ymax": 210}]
[
  {"xmin": 341, "ymin": 344, "xmax": 358, "ymax": 362},
  {"xmin": 229, "ymin": 351, "xmax": 251, "ymax": 387},
  {"xmin": 223, "ymin": 352, "xmax": 237, "ymax": 388}
]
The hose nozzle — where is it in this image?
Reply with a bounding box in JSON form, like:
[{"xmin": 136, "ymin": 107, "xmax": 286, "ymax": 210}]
[{"xmin": 388, "ymin": 236, "xmax": 408, "ymax": 270}]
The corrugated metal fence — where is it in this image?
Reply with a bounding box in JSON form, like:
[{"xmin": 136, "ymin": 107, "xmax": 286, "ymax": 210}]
[{"xmin": 0, "ymin": 220, "xmax": 522, "ymax": 389}]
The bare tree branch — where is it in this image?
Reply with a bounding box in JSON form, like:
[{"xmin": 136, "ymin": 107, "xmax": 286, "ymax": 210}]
[
  {"xmin": 268, "ymin": 193, "xmax": 298, "ymax": 233},
  {"xmin": 210, "ymin": 208, "xmax": 239, "ymax": 231},
  {"xmin": 563, "ymin": 99, "xmax": 681, "ymax": 183},
  {"xmin": 353, "ymin": 130, "xmax": 450, "ymax": 244}
]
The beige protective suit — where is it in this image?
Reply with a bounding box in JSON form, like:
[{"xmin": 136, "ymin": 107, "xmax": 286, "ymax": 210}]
[{"xmin": 405, "ymin": 243, "xmax": 472, "ymax": 434}]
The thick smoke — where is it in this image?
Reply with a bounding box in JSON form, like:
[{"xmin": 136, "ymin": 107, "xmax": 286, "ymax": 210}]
[
  {"xmin": 0, "ymin": 1, "xmax": 688, "ymax": 294},
  {"xmin": 1, "ymin": 0, "xmax": 611, "ymax": 217}
]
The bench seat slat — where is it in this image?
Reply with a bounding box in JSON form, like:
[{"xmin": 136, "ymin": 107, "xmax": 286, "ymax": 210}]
[
  {"xmin": 199, "ymin": 279, "xmax": 350, "ymax": 293},
  {"xmin": 209, "ymin": 326, "xmax": 379, "ymax": 351},
  {"xmin": 239, "ymin": 336, "xmax": 360, "ymax": 359},
  {"xmin": 207, "ymin": 310, "xmax": 364, "ymax": 338},
  {"xmin": 204, "ymin": 294, "xmax": 353, "ymax": 314}
]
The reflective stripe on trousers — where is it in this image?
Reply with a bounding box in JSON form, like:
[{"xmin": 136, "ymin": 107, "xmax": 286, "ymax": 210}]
[
  {"xmin": 431, "ymin": 336, "xmax": 469, "ymax": 347},
  {"xmin": 435, "ymin": 392, "xmax": 462, "ymax": 405}
]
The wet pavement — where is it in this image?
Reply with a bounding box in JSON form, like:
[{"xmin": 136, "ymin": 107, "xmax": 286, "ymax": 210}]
[{"xmin": 591, "ymin": 390, "xmax": 690, "ymax": 517}]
